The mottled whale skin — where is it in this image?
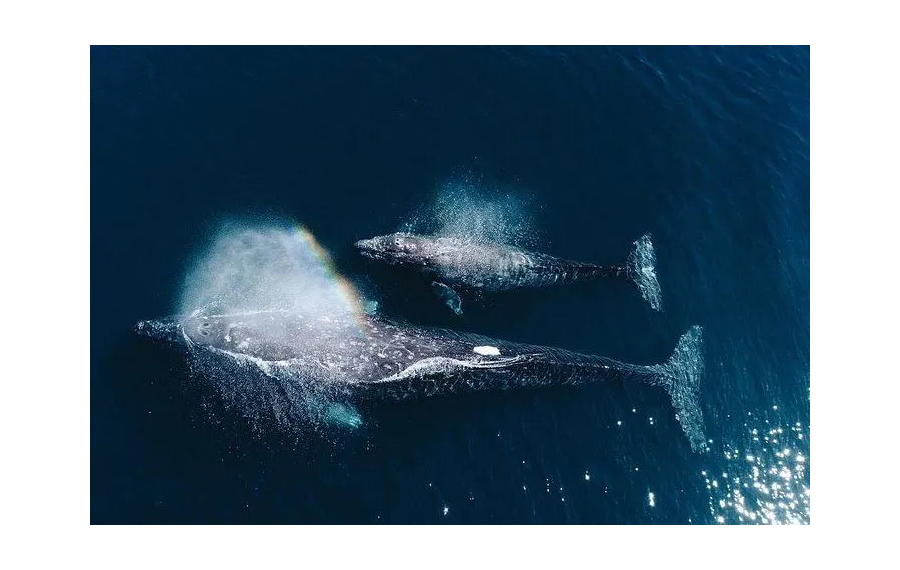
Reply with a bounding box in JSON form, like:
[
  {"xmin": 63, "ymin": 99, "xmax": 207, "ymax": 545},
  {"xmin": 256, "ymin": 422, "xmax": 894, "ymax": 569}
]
[
  {"xmin": 355, "ymin": 233, "xmax": 662, "ymax": 312},
  {"xmin": 136, "ymin": 310, "xmax": 706, "ymax": 451}
]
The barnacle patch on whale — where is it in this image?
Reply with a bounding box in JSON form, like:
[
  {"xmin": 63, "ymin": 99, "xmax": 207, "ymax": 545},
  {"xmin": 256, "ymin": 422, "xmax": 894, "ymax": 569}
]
[{"xmin": 473, "ymin": 345, "xmax": 501, "ymax": 356}]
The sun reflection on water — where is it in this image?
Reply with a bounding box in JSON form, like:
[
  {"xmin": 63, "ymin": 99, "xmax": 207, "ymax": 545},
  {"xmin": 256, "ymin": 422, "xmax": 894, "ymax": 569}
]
[{"xmin": 704, "ymin": 419, "xmax": 809, "ymax": 524}]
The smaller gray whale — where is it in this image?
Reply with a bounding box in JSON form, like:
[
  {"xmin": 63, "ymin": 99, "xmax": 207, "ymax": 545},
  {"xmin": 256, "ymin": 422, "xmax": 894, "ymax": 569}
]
[{"xmin": 355, "ymin": 233, "xmax": 662, "ymax": 314}]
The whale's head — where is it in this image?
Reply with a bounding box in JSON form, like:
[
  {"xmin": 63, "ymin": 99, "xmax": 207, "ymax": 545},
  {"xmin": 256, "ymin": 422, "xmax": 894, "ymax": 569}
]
[
  {"xmin": 355, "ymin": 232, "xmax": 431, "ymax": 265},
  {"xmin": 139, "ymin": 311, "xmax": 303, "ymax": 361},
  {"xmin": 135, "ymin": 314, "xmax": 239, "ymax": 353}
]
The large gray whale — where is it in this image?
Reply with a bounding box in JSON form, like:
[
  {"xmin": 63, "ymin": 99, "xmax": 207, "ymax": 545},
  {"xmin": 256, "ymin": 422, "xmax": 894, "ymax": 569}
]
[
  {"xmin": 136, "ymin": 310, "xmax": 707, "ymax": 452},
  {"xmin": 355, "ymin": 233, "xmax": 662, "ymax": 314}
]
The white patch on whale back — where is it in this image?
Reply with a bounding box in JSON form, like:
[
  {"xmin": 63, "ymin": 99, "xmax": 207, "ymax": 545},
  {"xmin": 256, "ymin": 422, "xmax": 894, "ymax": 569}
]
[{"xmin": 473, "ymin": 345, "xmax": 500, "ymax": 356}]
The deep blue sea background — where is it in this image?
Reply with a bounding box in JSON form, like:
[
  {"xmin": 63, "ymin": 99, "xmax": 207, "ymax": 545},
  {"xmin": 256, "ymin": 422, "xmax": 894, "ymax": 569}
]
[{"xmin": 91, "ymin": 46, "xmax": 809, "ymax": 524}]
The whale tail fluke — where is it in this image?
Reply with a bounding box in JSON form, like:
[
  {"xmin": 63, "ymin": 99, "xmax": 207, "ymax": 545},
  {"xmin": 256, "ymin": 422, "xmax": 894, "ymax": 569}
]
[
  {"xmin": 627, "ymin": 234, "xmax": 662, "ymax": 311},
  {"xmin": 652, "ymin": 325, "xmax": 707, "ymax": 453}
]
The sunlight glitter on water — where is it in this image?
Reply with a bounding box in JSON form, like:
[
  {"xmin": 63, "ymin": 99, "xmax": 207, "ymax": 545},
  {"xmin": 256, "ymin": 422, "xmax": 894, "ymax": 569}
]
[{"xmin": 704, "ymin": 420, "xmax": 809, "ymax": 524}]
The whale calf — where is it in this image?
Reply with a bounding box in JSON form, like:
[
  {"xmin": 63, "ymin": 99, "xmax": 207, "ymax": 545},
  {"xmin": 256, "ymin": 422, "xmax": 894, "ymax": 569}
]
[
  {"xmin": 355, "ymin": 233, "xmax": 662, "ymax": 314},
  {"xmin": 136, "ymin": 310, "xmax": 707, "ymax": 452}
]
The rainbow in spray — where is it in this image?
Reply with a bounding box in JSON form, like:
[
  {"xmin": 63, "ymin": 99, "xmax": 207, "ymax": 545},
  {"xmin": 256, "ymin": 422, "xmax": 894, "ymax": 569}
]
[
  {"xmin": 294, "ymin": 224, "xmax": 369, "ymax": 329},
  {"xmin": 177, "ymin": 221, "xmax": 370, "ymax": 335}
]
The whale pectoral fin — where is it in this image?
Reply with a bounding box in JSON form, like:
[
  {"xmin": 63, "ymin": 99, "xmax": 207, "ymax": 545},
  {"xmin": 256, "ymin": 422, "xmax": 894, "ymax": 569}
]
[
  {"xmin": 324, "ymin": 401, "xmax": 363, "ymax": 429},
  {"xmin": 431, "ymin": 282, "xmax": 463, "ymax": 316}
]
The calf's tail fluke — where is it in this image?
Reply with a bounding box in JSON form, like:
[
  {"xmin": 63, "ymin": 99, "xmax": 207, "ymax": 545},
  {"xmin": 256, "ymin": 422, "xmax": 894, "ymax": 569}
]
[
  {"xmin": 650, "ymin": 325, "xmax": 707, "ymax": 452},
  {"xmin": 627, "ymin": 234, "xmax": 663, "ymax": 311}
]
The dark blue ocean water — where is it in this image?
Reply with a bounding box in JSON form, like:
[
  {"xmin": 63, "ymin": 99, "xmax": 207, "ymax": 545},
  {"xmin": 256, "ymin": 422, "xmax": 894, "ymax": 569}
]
[{"xmin": 91, "ymin": 46, "xmax": 809, "ymax": 524}]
